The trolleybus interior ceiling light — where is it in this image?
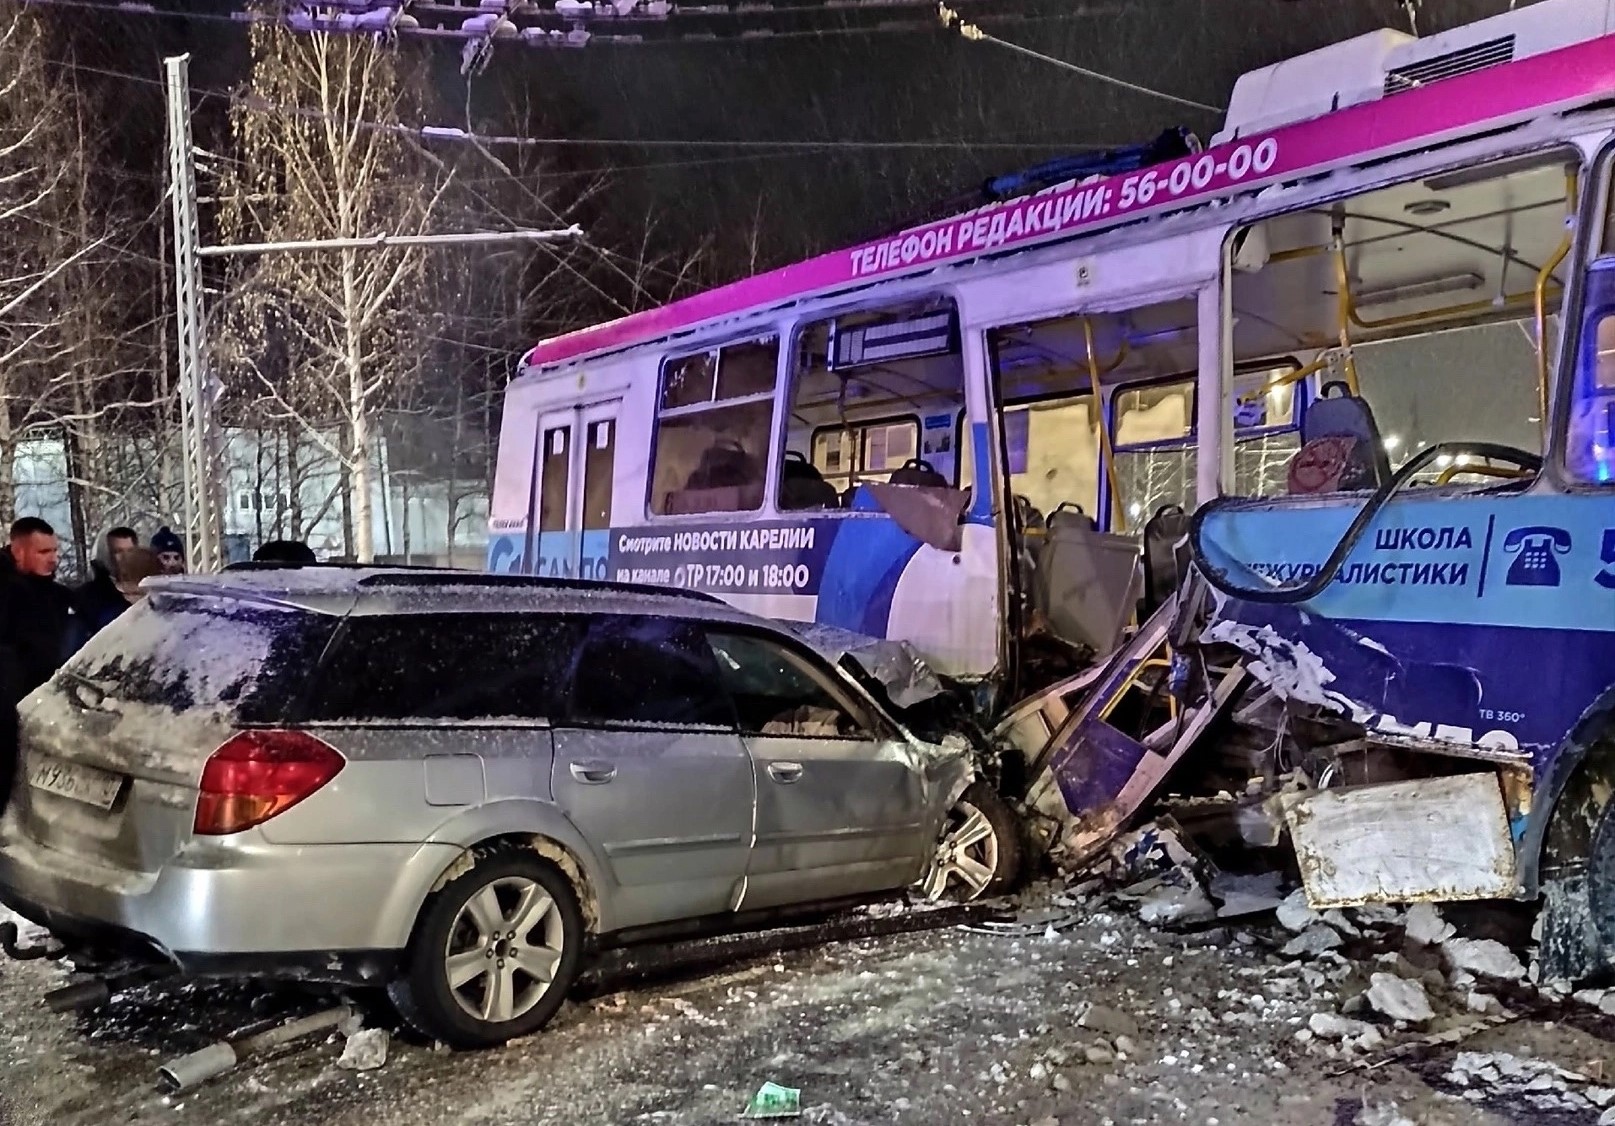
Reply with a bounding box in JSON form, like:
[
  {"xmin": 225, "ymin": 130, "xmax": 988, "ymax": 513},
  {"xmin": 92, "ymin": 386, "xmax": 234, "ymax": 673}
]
[
  {"xmin": 1353, "ymin": 271, "xmax": 1485, "ymax": 309},
  {"xmin": 829, "ymin": 310, "xmax": 958, "ymax": 371},
  {"xmin": 1404, "ymin": 198, "xmax": 1452, "ymax": 216}
]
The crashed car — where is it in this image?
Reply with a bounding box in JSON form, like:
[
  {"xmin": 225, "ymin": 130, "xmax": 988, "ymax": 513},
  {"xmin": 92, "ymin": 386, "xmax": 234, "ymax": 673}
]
[{"xmin": 0, "ymin": 568, "xmax": 1020, "ymax": 1047}]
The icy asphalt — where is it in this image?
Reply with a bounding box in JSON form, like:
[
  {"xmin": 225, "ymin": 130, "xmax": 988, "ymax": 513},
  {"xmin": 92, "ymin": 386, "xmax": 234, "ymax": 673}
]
[{"xmin": 2, "ymin": 892, "xmax": 1613, "ymax": 1126}]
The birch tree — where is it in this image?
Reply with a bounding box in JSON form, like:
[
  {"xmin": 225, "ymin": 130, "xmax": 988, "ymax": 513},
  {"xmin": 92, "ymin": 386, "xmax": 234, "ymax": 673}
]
[
  {"xmin": 219, "ymin": 24, "xmax": 449, "ymax": 561},
  {"xmin": 0, "ymin": 3, "xmax": 106, "ymax": 520}
]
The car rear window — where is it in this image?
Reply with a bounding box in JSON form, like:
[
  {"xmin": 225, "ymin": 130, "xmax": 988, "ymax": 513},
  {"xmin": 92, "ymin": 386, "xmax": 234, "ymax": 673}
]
[
  {"xmin": 304, "ymin": 612, "xmax": 582, "ymax": 722},
  {"xmin": 303, "ymin": 611, "xmax": 735, "ymax": 728},
  {"xmin": 60, "ymin": 594, "xmax": 338, "ymax": 722}
]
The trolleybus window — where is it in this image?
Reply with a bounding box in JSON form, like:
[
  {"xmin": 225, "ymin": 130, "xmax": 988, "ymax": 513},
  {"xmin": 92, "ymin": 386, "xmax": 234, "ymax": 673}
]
[
  {"xmin": 1229, "ymin": 148, "xmax": 1575, "ymax": 491},
  {"xmin": 1562, "ymin": 150, "xmax": 1615, "ymax": 485},
  {"xmin": 650, "ymin": 337, "xmax": 779, "ymax": 517},
  {"xmin": 780, "ymin": 300, "xmax": 964, "ymax": 511}
]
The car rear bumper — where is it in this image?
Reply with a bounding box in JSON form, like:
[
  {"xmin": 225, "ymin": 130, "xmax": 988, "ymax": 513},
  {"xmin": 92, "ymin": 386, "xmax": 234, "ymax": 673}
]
[{"xmin": 0, "ymin": 821, "xmax": 460, "ymax": 973}]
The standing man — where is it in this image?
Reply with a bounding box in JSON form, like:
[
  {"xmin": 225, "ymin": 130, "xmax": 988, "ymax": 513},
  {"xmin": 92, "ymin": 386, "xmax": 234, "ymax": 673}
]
[
  {"xmin": 0, "ymin": 517, "xmax": 79, "ymax": 707},
  {"xmin": 77, "ymin": 525, "xmax": 139, "ymax": 636},
  {"xmin": 151, "ymin": 526, "xmax": 186, "ymax": 575}
]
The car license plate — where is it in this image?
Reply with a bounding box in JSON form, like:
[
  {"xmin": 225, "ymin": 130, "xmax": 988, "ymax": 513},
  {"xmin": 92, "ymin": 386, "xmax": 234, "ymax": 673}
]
[{"xmin": 26, "ymin": 755, "xmax": 123, "ymax": 811}]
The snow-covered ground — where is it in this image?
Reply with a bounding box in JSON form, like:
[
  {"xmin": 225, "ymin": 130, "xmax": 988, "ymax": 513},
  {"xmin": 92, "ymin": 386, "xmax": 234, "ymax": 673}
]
[{"xmin": 1, "ymin": 886, "xmax": 1611, "ymax": 1126}]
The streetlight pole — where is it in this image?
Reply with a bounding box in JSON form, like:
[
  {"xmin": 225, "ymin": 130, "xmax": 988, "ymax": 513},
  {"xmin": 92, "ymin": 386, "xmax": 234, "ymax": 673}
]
[{"xmin": 163, "ymin": 55, "xmax": 582, "ymax": 572}]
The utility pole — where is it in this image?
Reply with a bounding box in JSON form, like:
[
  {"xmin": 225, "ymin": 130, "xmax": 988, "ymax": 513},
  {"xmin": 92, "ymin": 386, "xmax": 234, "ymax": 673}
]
[
  {"xmin": 165, "ymin": 53, "xmax": 226, "ymax": 574},
  {"xmin": 162, "ymin": 54, "xmax": 582, "ymax": 572}
]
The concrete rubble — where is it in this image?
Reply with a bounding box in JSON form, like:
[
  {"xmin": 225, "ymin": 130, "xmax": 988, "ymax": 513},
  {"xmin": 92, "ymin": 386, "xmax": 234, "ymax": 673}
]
[
  {"xmin": 336, "ymin": 1028, "xmax": 390, "ymax": 1072},
  {"xmin": 1446, "ymin": 1050, "xmax": 1615, "ymax": 1115},
  {"xmin": 1363, "ymin": 973, "xmax": 1433, "ymax": 1024},
  {"xmin": 1280, "ymin": 924, "xmax": 1342, "ymax": 958},
  {"xmin": 1403, "ymin": 902, "xmax": 1455, "ymax": 947},
  {"xmin": 1274, "ymin": 890, "xmax": 1318, "ymax": 934},
  {"xmin": 1442, "ymin": 937, "xmax": 1527, "ymax": 981}
]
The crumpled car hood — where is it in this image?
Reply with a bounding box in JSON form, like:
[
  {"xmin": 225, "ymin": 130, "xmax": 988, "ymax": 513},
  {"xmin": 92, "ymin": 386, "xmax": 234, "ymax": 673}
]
[{"xmin": 789, "ymin": 622, "xmax": 947, "ymax": 711}]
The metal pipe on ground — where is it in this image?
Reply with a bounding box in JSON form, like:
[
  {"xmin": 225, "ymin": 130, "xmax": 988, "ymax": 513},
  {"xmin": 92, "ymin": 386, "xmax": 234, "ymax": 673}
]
[{"xmin": 157, "ymin": 1004, "xmax": 353, "ymax": 1093}]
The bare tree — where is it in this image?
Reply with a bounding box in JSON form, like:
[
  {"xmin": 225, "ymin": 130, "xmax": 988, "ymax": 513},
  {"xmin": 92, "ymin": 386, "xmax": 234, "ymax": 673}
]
[{"xmin": 219, "ymin": 24, "xmax": 451, "ymax": 561}]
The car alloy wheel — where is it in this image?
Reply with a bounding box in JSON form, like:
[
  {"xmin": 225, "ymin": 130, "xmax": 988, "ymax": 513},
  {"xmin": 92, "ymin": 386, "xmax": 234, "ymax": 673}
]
[
  {"xmin": 921, "ymin": 782, "xmax": 1022, "ymax": 901},
  {"xmin": 443, "ymin": 876, "xmax": 567, "ymax": 1025},
  {"xmin": 389, "ymin": 848, "xmax": 584, "ymax": 1048}
]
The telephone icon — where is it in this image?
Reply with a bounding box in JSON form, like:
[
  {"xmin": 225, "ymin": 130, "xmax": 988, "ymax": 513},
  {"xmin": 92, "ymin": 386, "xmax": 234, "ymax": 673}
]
[{"xmin": 1502, "ymin": 526, "xmax": 1571, "ymax": 587}]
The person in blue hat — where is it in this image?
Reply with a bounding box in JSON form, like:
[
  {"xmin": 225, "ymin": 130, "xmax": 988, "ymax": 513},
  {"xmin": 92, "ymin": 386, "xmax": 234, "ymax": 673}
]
[{"xmin": 151, "ymin": 526, "xmax": 186, "ymax": 574}]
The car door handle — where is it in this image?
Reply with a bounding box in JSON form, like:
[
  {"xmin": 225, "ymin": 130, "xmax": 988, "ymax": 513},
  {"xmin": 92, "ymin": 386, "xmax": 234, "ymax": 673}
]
[
  {"xmin": 767, "ymin": 761, "xmax": 804, "ymax": 784},
  {"xmin": 569, "ymin": 761, "xmax": 617, "ymax": 785}
]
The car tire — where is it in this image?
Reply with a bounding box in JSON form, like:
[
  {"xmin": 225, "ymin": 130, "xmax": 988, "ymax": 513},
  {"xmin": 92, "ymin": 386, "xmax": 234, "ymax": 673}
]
[
  {"xmin": 921, "ymin": 781, "xmax": 1024, "ymax": 902},
  {"xmin": 388, "ymin": 848, "xmax": 584, "ymax": 1049}
]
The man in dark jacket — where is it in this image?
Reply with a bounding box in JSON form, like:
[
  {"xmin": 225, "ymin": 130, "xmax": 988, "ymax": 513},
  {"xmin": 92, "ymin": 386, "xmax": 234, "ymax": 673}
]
[
  {"xmin": 76, "ymin": 525, "xmax": 138, "ymax": 637},
  {"xmin": 0, "ymin": 517, "xmax": 80, "ymax": 707}
]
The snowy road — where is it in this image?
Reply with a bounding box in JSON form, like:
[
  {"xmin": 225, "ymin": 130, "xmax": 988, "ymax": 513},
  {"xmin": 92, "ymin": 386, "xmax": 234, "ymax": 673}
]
[{"xmin": 2, "ymin": 893, "xmax": 1612, "ymax": 1126}]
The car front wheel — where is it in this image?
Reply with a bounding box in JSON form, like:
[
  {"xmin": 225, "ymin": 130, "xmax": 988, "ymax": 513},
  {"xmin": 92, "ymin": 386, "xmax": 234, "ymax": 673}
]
[
  {"xmin": 389, "ymin": 848, "xmax": 584, "ymax": 1049},
  {"xmin": 920, "ymin": 781, "xmax": 1023, "ymax": 901}
]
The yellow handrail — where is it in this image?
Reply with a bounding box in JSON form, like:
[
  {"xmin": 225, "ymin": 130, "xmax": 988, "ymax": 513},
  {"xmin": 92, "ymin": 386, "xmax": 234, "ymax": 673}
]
[
  {"xmin": 1234, "ymin": 353, "xmax": 1333, "ymax": 405},
  {"xmin": 1434, "ymin": 463, "xmax": 1534, "ymax": 486},
  {"xmin": 1535, "ymin": 171, "xmax": 1579, "ymax": 438},
  {"xmin": 1083, "ymin": 316, "xmax": 1126, "ymax": 531},
  {"xmin": 1330, "ymin": 222, "xmax": 1362, "ymax": 395}
]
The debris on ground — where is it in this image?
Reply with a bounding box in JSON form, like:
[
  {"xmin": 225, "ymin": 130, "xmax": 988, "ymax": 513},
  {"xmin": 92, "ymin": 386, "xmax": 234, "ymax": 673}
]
[
  {"xmin": 1446, "ymin": 1050, "xmax": 1615, "ymax": 1115},
  {"xmin": 1442, "ymin": 937, "xmax": 1527, "ymax": 982},
  {"xmin": 1364, "ymin": 973, "xmax": 1434, "ymax": 1024},
  {"xmin": 336, "ymin": 1028, "xmax": 389, "ymax": 1072},
  {"xmin": 1404, "ymin": 902, "xmax": 1455, "ymax": 947},
  {"xmin": 1275, "ymin": 889, "xmax": 1319, "ymax": 933},
  {"xmin": 742, "ymin": 1081, "xmax": 802, "ymax": 1119},
  {"xmin": 1281, "ymin": 924, "xmax": 1343, "ymax": 958}
]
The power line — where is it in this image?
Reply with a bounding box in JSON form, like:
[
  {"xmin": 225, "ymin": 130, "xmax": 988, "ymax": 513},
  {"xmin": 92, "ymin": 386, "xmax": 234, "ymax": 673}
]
[
  {"xmin": 938, "ymin": 4, "xmax": 1222, "ymax": 114},
  {"xmin": 46, "ymin": 54, "xmax": 1125, "ymax": 156}
]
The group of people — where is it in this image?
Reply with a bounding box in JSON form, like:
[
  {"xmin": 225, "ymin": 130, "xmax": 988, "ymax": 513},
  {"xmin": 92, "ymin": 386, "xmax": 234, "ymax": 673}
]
[
  {"xmin": 0, "ymin": 519, "xmax": 187, "ymax": 708},
  {"xmin": 0, "ymin": 519, "xmax": 317, "ymax": 818}
]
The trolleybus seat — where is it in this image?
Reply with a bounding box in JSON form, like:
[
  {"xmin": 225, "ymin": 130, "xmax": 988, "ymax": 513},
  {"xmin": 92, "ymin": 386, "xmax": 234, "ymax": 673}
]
[
  {"xmin": 1140, "ymin": 503, "xmax": 1189, "ymax": 617},
  {"xmin": 1035, "ymin": 502, "xmax": 1142, "ymax": 658},
  {"xmin": 779, "ymin": 449, "xmax": 840, "ymax": 510},
  {"xmin": 1285, "ymin": 380, "xmax": 1392, "ymax": 494},
  {"xmin": 664, "ymin": 438, "xmax": 764, "ymax": 514},
  {"xmin": 887, "ymin": 457, "xmax": 950, "ymax": 488}
]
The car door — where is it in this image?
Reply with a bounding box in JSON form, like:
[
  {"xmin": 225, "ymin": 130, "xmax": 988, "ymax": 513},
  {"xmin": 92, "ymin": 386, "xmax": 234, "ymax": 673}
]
[
  {"xmin": 552, "ymin": 613, "xmax": 755, "ymax": 931},
  {"xmin": 702, "ymin": 628, "xmax": 930, "ymax": 909}
]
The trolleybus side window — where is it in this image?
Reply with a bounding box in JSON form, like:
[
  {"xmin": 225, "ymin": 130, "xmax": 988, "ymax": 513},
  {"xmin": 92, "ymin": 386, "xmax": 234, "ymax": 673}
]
[
  {"xmin": 1111, "ymin": 367, "xmax": 1301, "ymax": 523},
  {"xmin": 649, "ymin": 337, "xmax": 779, "ymax": 517},
  {"xmin": 1562, "ymin": 149, "xmax": 1615, "ymax": 485},
  {"xmin": 1229, "ymin": 147, "xmax": 1576, "ymax": 492},
  {"xmin": 780, "ymin": 300, "xmax": 964, "ymax": 511}
]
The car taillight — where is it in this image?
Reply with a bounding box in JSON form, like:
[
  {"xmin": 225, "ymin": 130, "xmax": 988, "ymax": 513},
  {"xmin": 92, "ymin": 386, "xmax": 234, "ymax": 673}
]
[{"xmin": 194, "ymin": 730, "xmax": 344, "ymax": 836}]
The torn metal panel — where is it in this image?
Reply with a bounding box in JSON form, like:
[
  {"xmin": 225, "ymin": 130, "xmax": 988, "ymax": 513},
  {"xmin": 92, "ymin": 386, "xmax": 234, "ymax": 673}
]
[
  {"xmin": 1282, "ymin": 773, "xmax": 1517, "ymax": 908},
  {"xmin": 860, "ymin": 483, "xmax": 969, "ymax": 553},
  {"xmin": 1047, "ymin": 667, "xmax": 1250, "ymax": 864},
  {"xmin": 1022, "ymin": 591, "xmax": 1250, "ymax": 866},
  {"xmin": 1204, "ymin": 599, "xmax": 1530, "ymax": 762},
  {"xmin": 991, "ymin": 665, "xmax": 1107, "ymax": 770}
]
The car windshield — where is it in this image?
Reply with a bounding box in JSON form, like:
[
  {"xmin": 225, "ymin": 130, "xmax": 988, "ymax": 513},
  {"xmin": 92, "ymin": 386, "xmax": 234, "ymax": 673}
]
[{"xmin": 60, "ymin": 593, "xmax": 337, "ymax": 721}]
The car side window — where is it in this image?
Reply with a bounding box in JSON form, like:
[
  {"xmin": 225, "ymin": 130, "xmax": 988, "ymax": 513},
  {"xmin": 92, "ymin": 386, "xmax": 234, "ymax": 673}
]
[
  {"xmin": 704, "ymin": 631, "xmax": 873, "ymax": 739},
  {"xmin": 566, "ymin": 615, "xmax": 733, "ymax": 728},
  {"xmin": 304, "ymin": 613, "xmax": 578, "ymax": 722}
]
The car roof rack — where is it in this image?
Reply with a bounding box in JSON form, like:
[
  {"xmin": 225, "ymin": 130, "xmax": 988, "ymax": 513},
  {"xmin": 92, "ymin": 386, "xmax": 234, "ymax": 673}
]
[{"xmin": 352, "ymin": 571, "xmax": 727, "ymax": 604}]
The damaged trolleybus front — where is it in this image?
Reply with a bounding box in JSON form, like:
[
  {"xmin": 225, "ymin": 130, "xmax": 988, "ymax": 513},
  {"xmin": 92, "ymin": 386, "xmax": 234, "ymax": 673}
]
[{"xmin": 490, "ymin": 0, "xmax": 1615, "ymax": 979}]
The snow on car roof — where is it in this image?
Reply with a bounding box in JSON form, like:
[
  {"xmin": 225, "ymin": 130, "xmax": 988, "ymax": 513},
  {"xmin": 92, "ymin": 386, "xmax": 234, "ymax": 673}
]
[{"xmin": 143, "ymin": 567, "xmax": 781, "ymax": 629}]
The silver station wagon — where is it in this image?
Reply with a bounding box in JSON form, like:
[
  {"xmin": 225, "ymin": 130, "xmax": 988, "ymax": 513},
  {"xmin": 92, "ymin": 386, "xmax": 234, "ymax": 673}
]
[{"xmin": 0, "ymin": 568, "xmax": 1019, "ymax": 1046}]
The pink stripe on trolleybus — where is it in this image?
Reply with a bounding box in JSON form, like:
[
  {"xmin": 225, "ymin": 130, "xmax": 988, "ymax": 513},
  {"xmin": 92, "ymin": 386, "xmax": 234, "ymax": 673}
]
[{"xmin": 525, "ymin": 32, "xmax": 1615, "ymax": 371}]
